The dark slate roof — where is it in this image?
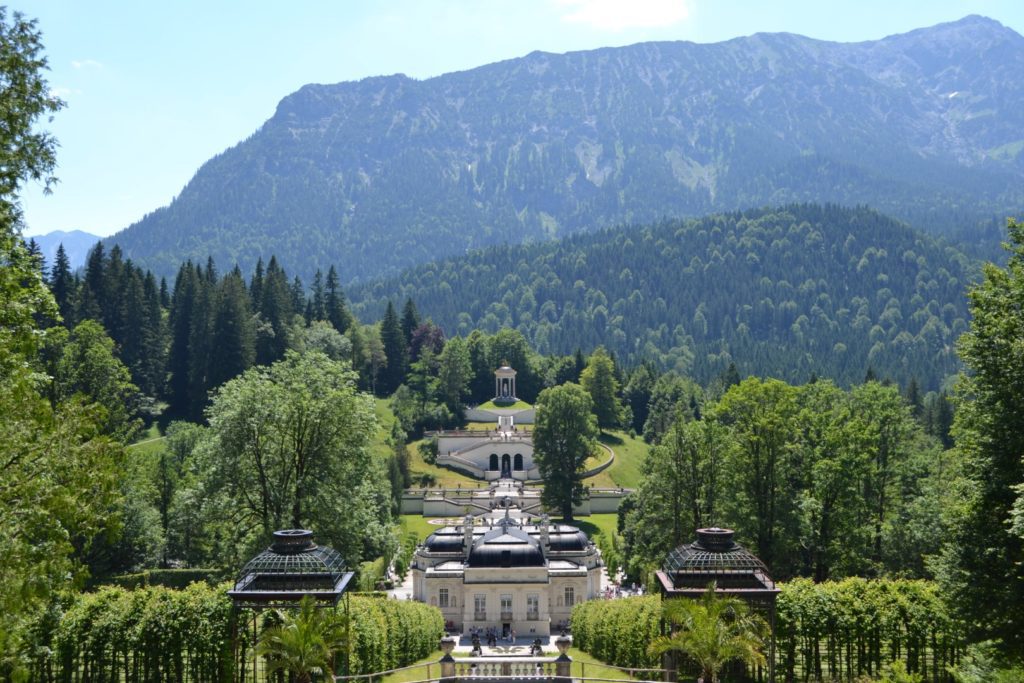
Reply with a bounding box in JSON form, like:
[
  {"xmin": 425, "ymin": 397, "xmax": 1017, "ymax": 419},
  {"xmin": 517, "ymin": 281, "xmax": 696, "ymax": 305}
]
[
  {"xmin": 425, "ymin": 530, "xmax": 465, "ymax": 553},
  {"xmin": 467, "ymin": 526, "xmax": 545, "ymax": 568},
  {"xmin": 548, "ymin": 529, "xmax": 589, "ymax": 552}
]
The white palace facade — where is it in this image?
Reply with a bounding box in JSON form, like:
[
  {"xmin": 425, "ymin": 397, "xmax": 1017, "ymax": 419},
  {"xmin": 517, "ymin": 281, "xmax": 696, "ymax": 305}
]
[{"xmin": 410, "ymin": 493, "xmax": 602, "ymax": 636}]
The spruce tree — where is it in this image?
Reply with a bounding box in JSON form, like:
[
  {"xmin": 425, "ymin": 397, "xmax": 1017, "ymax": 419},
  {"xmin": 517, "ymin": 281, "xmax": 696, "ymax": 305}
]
[
  {"xmin": 167, "ymin": 262, "xmax": 198, "ymax": 414},
  {"xmin": 186, "ymin": 266, "xmax": 214, "ymax": 420},
  {"xmin": 379, "ymin": 300, "xmax": 407, "ymax": 395},
  {"xmin": 50, "ymin": 243, "xmax": 74, "ymax": 325},
  {"xmin": 290, "ymin": 275, "xmax": 305, "ymax": 314},
  {"xmin": 139, "ymin": 271, "xmax": 167, "ymax": 397},
  {"xmin": 255, "ymin": 256, "xmax": 292, "ymax": 365},
  {"xmin": 400, "ymin": 297, "xmax": 420, "ymax": 349},
  {"xmin": 77, "ymin": 243, "xmax": 105, "ymax": 322},
  {"xmin": 249, "ymin": 257, "xmax": 265, "ymax": 308},
  {"xmin": 208, "ymin": 269, "xmax": 255, "ymax": 390},
  {"xmin": 310, "ymin": 269, "xmax": 326, "ymax": 322},
  {"xmin": 325, "ymin": 266, "xmax": 352, "ymax": 334}
]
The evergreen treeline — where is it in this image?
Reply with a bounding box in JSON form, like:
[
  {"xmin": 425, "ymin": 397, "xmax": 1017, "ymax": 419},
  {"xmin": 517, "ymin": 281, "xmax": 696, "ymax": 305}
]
[
  {"xmin": 350, "ymin": 205, "xmax": 975, "ymax": 390},
  {"xmin": 45, "ymin": 243, "xmax": 362, "ymax": 419}
]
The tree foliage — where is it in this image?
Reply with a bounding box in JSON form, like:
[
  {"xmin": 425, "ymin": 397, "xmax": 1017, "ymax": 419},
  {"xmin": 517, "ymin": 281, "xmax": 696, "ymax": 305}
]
[
  {"xmin": 532, "ymin": 382, "xmax": 599, "ymax": 520},
  {"xmin": 196, "ymin": 351, "xmax": 390, "ymax": 567},
  {"xmin": 935, "ymin": 218, "xmax": 1024, "ymax": 659}
]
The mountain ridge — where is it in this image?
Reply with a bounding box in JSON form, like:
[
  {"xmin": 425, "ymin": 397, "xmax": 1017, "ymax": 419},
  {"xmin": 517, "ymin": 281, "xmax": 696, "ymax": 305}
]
[{"xmin": 109, "ymin": 15, "xmax": 1024, "ymax": 282}]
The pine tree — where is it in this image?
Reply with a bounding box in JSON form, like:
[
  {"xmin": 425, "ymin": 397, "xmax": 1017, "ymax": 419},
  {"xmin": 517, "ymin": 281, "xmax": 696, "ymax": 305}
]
[
  {"xmin": 310, "ymin": 269, "xmax": 326, "ymax": 322},
  {"xmin": 50, "ymin": 243, "xmax": 74, "ymax": 325},
  {"xmin": 379, "ymin": 300, "xmax": 407, "ymax": 395},
  {"xmin": 325, "ymin": 266, "xmax": 352, "ymax": 334},
  {"xmin": 208, "ymin": 269, "xmax": 255, "ymax": 390},
  {"xmin": 159, "ymin": 277, "xmax": 170, "ymax": 309},
  {"xmin": 167, "ymin": 262, "xmax": 199, "ymax": 414},
  {"xmin": 400, "ymin": 297, "xmax": 420, "ymax": 349}
]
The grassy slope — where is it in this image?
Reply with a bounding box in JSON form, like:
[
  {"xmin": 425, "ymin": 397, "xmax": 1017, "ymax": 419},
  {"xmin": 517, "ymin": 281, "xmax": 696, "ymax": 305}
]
[
  {"xmin": 555, "ymin": 513, "xmax": 619, "ymax": 542},
  {"xmin": 399, "ymin": 515, "xmax": 443, "ymax": 542},
  {"xmin": 127, "ymin": 423, "xmax": 168, "ymax": 457},
  {"xmin": 476, "ymin": 399, "xmax": 532, "ymax": 411}
]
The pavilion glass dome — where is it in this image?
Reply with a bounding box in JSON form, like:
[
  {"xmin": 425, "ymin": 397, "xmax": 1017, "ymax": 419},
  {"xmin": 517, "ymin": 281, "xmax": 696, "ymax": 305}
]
[
  {"xmin": 228, "ymin": 529, "xmax": 354, "ymax": 609},
  {"xmin": 655, "ymin": 527, "xmax": 778, "ymax": 603}
]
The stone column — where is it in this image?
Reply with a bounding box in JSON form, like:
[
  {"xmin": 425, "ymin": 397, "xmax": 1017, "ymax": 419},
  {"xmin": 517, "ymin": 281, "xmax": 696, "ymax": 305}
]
[
  {"xmin": 439, "ymin": 637, "xmax": 457, "ymax": 682},
  {"xmin": 554, "ymin": 636, "xmax": 572, "ymax": 682}
]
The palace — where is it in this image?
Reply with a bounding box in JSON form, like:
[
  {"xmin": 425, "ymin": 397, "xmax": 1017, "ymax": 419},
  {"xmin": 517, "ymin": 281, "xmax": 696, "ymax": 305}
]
[{"xmin": 410, "ymin": 487, "xmax": 602, "ymax": 637}]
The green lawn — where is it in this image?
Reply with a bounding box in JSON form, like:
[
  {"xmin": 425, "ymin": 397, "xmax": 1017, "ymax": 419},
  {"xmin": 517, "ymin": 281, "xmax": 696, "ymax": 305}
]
[
  {"xmin": 127, "ymin": 422, "xmax": 167, "ymax": 457},
  {"xmin": 476, "ymin": 399, "xmax": 532, "ymax": 411},
  {"xmin": 556, "ymin": 513, "xmax": 618, "ymax": 542},
  {"xmin": 372, "ymin": 398, "xmax": 398, "ymax": 460},
  {"xmin": 407, "ymin": 438, "xmax": 483, "ymax": 488},
  {"xmin": 399, "ymin": 515, "xmax": 446, "ymax": 542},
  {"xmin": 599, "ymin": 430, "xmax": 648, "ymax": 489}
]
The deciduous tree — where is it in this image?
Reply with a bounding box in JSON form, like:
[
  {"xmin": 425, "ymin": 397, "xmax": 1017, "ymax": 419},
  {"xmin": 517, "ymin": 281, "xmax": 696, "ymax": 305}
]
[{"xmin": 533, "ymin": 382, "xmax": 598, "ymax": 521}]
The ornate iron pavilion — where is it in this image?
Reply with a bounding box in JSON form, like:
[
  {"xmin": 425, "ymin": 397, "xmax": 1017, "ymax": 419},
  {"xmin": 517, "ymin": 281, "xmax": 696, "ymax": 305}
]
[
  {"xmin": 655, "ymin": 528, "xmax": 779, "ymax": 682},
  {"xmin": 228, "ymin": 529, "xmax": 353, "ymax": 608},
  {"xmin": 228, "ymin": 529, "xmax": 354, "ymax": 682}
]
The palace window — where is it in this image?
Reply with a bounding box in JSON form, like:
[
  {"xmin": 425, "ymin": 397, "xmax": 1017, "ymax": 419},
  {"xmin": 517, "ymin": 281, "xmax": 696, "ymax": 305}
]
[
  {"xmin": 439, "ymin": 588, "xmax": 449, "ymax": 608},
  {"xmin": 527, "ymin": 594, "xmax": 539, "ymax": 621},
  {"xmin": 564, "ymin": 586, "xmax": 575, "ymax": 607},
  {"xmin": 474, "ymin": 594, "xmax": 487, "ymax": 621}
]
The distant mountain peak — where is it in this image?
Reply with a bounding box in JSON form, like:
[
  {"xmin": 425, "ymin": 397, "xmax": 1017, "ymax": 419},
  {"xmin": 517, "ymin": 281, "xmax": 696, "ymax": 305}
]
[{"xmin": 109, "ymin": 17, "xmax": 1024, "ymax": 283}]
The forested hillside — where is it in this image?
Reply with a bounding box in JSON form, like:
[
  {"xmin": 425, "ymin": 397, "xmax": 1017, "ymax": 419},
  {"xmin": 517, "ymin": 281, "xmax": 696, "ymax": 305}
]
[
  {"xmin": 109, "ymin": 15, "xmax": 1024, "ymax": 282},
  {"xmin": 351, "ymin": 205, "xmax": 975, "ymax": 389}
]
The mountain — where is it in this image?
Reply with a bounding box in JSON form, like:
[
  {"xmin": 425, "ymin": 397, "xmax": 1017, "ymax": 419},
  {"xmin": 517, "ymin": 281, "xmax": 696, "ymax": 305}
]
[
  {"xmin": 109, "ymin": 16, "xmax": 1023, "ymax": 282},
  {"xmin": 349, "ymin": 204, "xmax": 975, "ymax": 390},
  {"xmin": 29, "ymin": 229, "xmax": 101, "ymax": 271}
]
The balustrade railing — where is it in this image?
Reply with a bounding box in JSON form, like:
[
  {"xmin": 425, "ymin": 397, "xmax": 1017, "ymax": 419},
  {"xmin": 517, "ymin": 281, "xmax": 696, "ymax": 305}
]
[{"xmin": 452, "ymin": 657, "xmax": 558, "ymax": 678}]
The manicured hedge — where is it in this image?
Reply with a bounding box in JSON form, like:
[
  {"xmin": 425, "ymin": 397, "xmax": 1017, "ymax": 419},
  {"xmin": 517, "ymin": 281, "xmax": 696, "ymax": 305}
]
[
  {"xmin": 47, "ymin": 582, "xmax": 232, "ymax": 682},
  {"xmin": 571, "ymin": 580, "xmax": 963, "ymax": 681},
  {"xmin": 101, "ymin": 568, "xmax": 221, "ymax": 590},
  {"xmin": 348, "ymin": 594, "xmax": 445, "ymax": 675},
  {"xmin": 31, "ymin": 586, "xmax": 444, "ymax": 681},
  {"xmin": 571, "ymin": 595, "xmax": 663, "ymax": 669},
  {"xmin": 775, "ymin": 578, "xmax": 961, "ymax": 682}
]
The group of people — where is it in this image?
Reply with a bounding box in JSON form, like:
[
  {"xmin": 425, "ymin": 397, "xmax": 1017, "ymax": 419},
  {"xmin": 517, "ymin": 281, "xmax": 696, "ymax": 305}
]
[{"xmin": 468, "ymin": 625, "xmax": 518, "ymax": 650}]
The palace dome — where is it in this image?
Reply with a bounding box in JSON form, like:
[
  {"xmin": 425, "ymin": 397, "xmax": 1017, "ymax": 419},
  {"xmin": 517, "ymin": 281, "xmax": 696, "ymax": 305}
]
[{"xmin": 467, "ymin": 526, "xmax": 544, "ymax": 568}]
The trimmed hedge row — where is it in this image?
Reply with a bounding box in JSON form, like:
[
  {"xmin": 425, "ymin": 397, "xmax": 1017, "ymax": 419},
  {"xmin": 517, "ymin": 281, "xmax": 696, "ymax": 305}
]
[
  {"xmin": 45, "ymin": 582, "xmax": 232, "ymax": 682},
  {"xmin": 571, "ymin": 580, "xmax": 963, "ymax": 682},
  {"xmin": 571, "ymin": 595, "xmax": 663, "ymax": 669},
  {"xmin": 776, "ymin": 578, "xmax": 961, "ymax": 682},
  {"xmin": 348, "ymin": 594, "xmax": 445, "ymax": 675},
  {"xmin": 100, "ymin": 568, "xmax": 221, "ymax": 590},
  {"xmin": 31, "ymin": 586, "xmax": 444, "ymax": 681}
]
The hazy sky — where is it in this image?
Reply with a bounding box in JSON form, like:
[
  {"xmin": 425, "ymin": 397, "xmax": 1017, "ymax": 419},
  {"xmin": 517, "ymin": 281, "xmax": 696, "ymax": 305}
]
[{"xmin": 19, "ymin": 0, "xmax": 1024, "ymax": 237}]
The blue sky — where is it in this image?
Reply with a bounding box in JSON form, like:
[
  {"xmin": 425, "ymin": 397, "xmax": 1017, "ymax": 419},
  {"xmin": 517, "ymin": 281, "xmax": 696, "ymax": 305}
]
[{"xmin": 19, "ymin": 0, "xmax": 1024, "ymax": 237}]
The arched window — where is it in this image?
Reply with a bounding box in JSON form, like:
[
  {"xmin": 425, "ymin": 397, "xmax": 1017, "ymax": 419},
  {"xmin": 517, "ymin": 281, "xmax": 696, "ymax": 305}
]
[
  {"xmin": 501, "ymin": 454, "xmax": 511, "ymax": 476},
  {"xmin": 513, "ymin": 453, "xmax": 523, "ymax": 471},
  {"xmin": 489, "ymin": 454, "xmax": 499, "ymax": 470}
]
